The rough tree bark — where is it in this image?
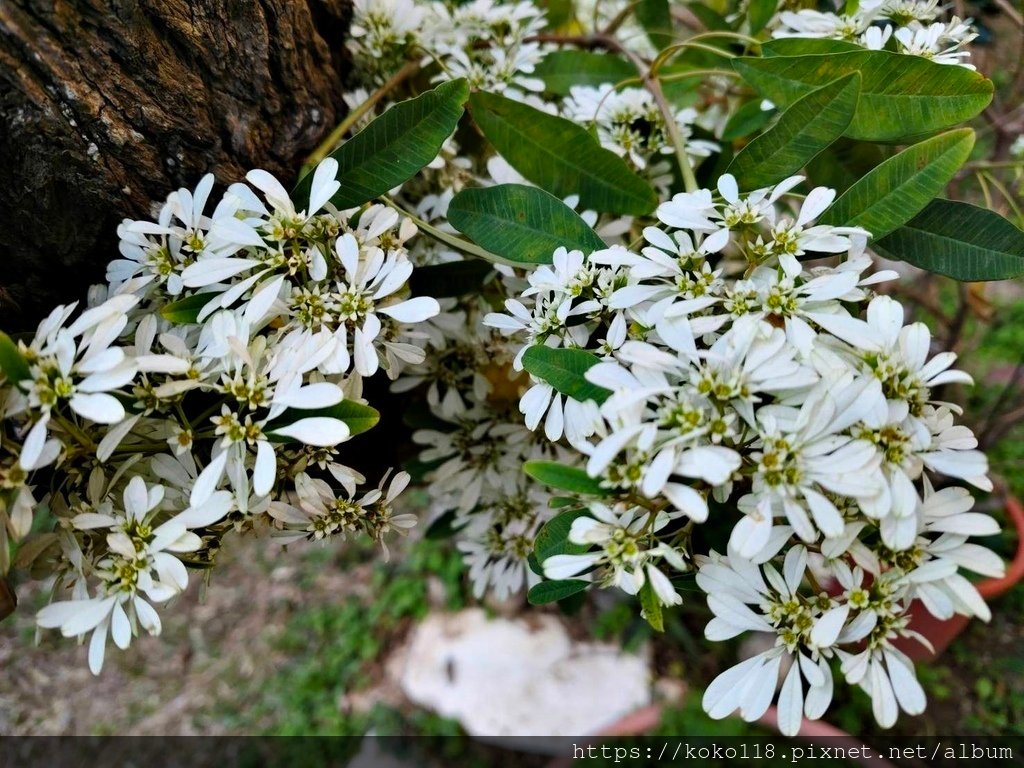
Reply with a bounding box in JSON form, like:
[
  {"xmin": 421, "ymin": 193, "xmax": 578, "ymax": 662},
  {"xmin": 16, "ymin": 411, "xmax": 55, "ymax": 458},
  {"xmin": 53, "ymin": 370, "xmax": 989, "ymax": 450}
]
[{"xmin": 0, "ymin": 0, "xmax": 352, "ymax": 328}]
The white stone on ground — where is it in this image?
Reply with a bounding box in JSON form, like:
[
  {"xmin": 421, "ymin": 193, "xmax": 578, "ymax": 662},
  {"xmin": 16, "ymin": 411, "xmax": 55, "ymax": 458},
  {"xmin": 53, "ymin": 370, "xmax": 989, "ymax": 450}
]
[{"xmin": 392, "ymin": 608, "xmax": 651, "ymax": 737}]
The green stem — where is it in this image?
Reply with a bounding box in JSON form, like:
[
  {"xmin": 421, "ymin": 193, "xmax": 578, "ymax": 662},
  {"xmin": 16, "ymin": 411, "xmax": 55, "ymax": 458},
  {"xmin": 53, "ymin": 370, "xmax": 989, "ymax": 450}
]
[
  {"xmin": 658, "ymin": 68, "xmax": 740, "ymax": 82},
  {"xmin": 598, "ymin": 35, "xmax": 701, "ymax": 194},
  {"xmin": 381, "ymin": 198, "xmax": 520, "ymax": 267},
  {"xmin": 53, "ymin": 414, "xmax": 96, "ymax": 451},
  {"xmin": 650, "ymin": 40, "xmax": 737, "ymax": 74},
  {"xmin": 649, "ymin": 75, "xmax": 699, "ymax": 193}
]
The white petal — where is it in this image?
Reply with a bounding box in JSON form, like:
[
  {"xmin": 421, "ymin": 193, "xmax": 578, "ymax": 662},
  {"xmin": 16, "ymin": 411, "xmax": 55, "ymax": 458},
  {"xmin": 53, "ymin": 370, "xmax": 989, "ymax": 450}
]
[
  {"xmin": 777, "ymin": 659, "xmax": 804, "ymax": 737},
  {"xmin": 379, "ymin": 297, "xmax": 441, "ymax": 323},
  {"xmin": 245, "ymin": 275, "xmax": 285, "ymax": 325},
  {"xmin": 69, "ymin": 393, "xmax": 125, "ymax": 424},
  {"xmin": 884, "ymin": 650, "xmax": 925, "ymax": 715},
  {"xmin": 810, "ymin": 604, "xmax": 849, "ymax": 649},
  {"xmin": 88, "ymin": 618, "xmax": 109, "ymax": 675},
  {"xmin": 270, "ymin": 417, "xmax": 351, "ymax": 447},
  {"xmin": 181, "ymin": 258, "xmax": 261, "ymax": 287},
  {"xmin": 308, "ymin": 157, "xmax": 340, "ymax": 214},
  {"xmin": 175, "ymin": 490, "xmax": 233, "ymax": 528},
  {"xmin": 703, "ymin": 655, "xmax": 765, "ymax": 719},
  {"xmin": 190, "ymin": 450, "xmax": 228, "ymax": 507},
  {"xmin": 111, "ymin": 602, "xmax": 132, "ymax": 650},
  {"xmin": 274, "ymin": 382, "xmax": 344, "ymax": 409},
  {"xmin": 253, "ymin": 440, "xmax": 277, "ymax": 497},
  {"xmin": 20, "ymin": 417, "xmax": 51, "ymax": 471}
]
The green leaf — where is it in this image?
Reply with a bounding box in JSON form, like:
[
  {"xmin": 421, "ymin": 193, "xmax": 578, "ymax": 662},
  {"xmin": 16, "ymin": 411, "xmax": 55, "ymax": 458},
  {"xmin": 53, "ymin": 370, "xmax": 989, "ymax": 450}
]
[
  {"xmin": 639, "ymin": 580, "xmax": 665, "ymax": 632},
  {"xmin": 266, "ymin": 400, "xmax": 380, "ymax": 441},
  {"xmin": 635, "ymin": 0, "xmax": 674, "ymax": 51},
  {"xmin": 542, "ymin": 0, "xmax": 574, "ymax": 28},
  {"xmin": 819, "ymin": 128, "xmax": 974, "ymax": 239},
  {"xmin": 721, "ymin": 99, "xmax": 775, "ymax": 142},
  {"xmin": 761, "ymin": 38, "xmax": 864, "ymax": 57},
  {"xmin": 528, "ymin": 579, "xmax": 590, "ymax": 605},
  {"xmin": 520, "ymin": 345, "xmax": 611, "ymax": 404},
  {"xmin": 549, "ymin": 496, "xmax": 579, "ymax": 508},
  {"xmin": 733, "ymin": 49, "xmax": 993, "ymax": 143},
  {"xmin": 805, "ymin": 138, "xmax": 885, "ymax": 194},
  {"xmin": 727, "ymin": 72, "xmax": 860, "ymax": 190},
  {"xmin": 524, "ymin": 460, "xmax": 611, "ymax": 496},
  {"xmin": 159, "ymin": 292, "xmax": 216, "ymax": 324},
  {"xmin": 872, "ymin": 199, "xmax": 1024, "ymax": 281},
  {"xmin": 448, "ymin": 184, "xmax": 606, "ymax": 264},
  {"xmin": 295, "ymin": 79, "xmax": 469, "ymax": 209},
  {"xmin": 408, "ymin": 260, "xmax": 494, "ymax": 298},
  {"xmin": 468, "ymin": 90, "xmax": 657, "ymax": 215},
  {"xmin": 534, "ymin": 508, "xmax": 592, "ymax": 562},
  {"xmin": 534, "ymin": 50, "xmax": 636, "ymax": 95},
  {"xmin": 748, "ymin": 0, "xmax": 778, "ymax": 34},
  {"xmin": 0, "ymin": 332, "xmax": 29, "ymax": 384}
]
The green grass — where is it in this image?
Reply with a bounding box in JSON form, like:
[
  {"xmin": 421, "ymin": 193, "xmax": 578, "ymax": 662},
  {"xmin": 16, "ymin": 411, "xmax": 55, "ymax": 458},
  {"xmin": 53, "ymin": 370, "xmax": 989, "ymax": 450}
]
[{"xmin": 225, "ymin": 538, "xmax": 467, "ymax": 736}]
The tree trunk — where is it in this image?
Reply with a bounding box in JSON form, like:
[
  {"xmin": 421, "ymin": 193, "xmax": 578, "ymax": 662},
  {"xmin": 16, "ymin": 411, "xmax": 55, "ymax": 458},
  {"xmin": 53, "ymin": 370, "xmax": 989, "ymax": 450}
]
[{"xmin": 0, "ymin": 0, "xmax": 351, "ymax": 328}]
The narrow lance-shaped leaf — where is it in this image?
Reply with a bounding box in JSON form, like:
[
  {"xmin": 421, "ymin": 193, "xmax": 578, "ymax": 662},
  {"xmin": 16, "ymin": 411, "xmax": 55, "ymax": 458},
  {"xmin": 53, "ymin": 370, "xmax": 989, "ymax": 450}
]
[
  {"xmin": 872, "ymin": 199, "xmax": 1024, "ymax": 281},
  {"xmin": 721, "ymin": 99, "xmax": 775, "ymax": 142},
  {"xmin": 468, "ymin": 90, "xmax": 657, "ymax": 216},
  {"xmin": 0, "ymin": 331, "xmax": 30, "ymax": 384},
  {"xmin": 294, "ymin": 79, "xmax": 470, "ymax": 210},
  {"xmin": 747, "ymin": 0, "xmax": 778, "ymax": 34},
  {"xmin": 534, "ymin": 508, "xmax": 593, "ymax": 562},
  {"xmin": 727, "ymin": 72, "xmax": 861, "ymax": 191},
  {"xmin": 159, "ymin": 292, "xmax": 217, "ymax": 325},
  {"xmin": 524, "ymin": 460, "xmax": 612, "ymax": 496},
  {"xmin": 818, "ymin": 128, "xmax": 975, "ymax": 240},
  {"xmin": 639, "ymin": 580, "xmax": 665, "ymax": 632},
  {"xmin": 521, "ymin": 345, "xmax": 611, "ymax": 404},
  {"xmin": 528, "ymin": 579, "xmax": 590, "ymax": 605},
  {"xmin": 635, "ymin": 0, "xmax": 673, "ymax": 51},
  {"xmin": 733, "ymin": 49, "xmax": 993, "ymax": 143},
  {"xmin": 448, "ymin": 184, "xmax": 606, "ymax": 264},
  {"xmin": 761, "ymin": 38, "xmax": 864, "ymax": 56}
]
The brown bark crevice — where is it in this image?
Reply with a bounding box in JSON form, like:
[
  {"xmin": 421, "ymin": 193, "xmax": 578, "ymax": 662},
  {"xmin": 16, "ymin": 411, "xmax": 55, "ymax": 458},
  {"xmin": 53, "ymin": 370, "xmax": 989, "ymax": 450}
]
[{"xmin": 0, "ymin": 0, "xmax": 352, "ymax": 327}]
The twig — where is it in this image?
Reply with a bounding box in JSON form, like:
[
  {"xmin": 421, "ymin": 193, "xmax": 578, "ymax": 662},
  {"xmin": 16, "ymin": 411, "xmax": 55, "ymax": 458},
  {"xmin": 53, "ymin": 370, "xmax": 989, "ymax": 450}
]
[
  {"xmin": 380, "ymin": 198, "xmax": 519, "ymax": 266},
  {"xmin": 303, "ymin": 61, "xmax": 420, "ymax": 173},
  {"xmin": 993, "ymin": 0, "xmax": 1024, "ymax": 28}
]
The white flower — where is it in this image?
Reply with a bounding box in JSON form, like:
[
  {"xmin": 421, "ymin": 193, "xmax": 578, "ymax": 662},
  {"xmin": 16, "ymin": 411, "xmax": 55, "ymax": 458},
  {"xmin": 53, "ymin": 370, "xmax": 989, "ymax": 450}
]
[
  {"xmin": 36, "ymin": 477, "xmax": 231, "ymax": 674},
  {"xmin": 314, "ymin": 232, "xmax": 441, "ymax": 376},
  {"xmin": 698, "ymin": 548, "xmax": 836, "ymax": 737},
  {"xmin": 837, "ymin": 646, "xmax": 925, "ymax": 728},
  {"xmin": 656, "ymin": 188, "xmax": 722, "ymax": 232},
  {"xmin": 563, "ymin": 86, "xmax": 718, "ymax": 169},
  {"xmin": 15, "ymin": 296, "xmax": 140, "ymax": 470},
  {"xmin": 894, "ymin": 21, "xmax": 976, "ymax": 68},
  {"xmin": 543, "ymin": 502, "xmax": 682, "ymax": 605},
  {"xmin": 734, "ymin": 378, "xmax": 883, "ymax": 556}
]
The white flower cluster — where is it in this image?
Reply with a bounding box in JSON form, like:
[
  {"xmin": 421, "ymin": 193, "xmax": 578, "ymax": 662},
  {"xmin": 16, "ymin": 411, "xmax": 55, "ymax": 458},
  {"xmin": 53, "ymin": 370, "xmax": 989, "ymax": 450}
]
[
  {"xmin": 2, "ymin": 0, "xmax": 996, "ymax": 737},
  {"xmin": 348, "ymin": 0, "xmax": 548, "ymax": 96},
  {"xmin": 564, "ymin": 86, "xmax": 719, "ymax": 173},
  {"xmin": 485, "ymin": 173, "xmax": 1003, "ymax": 733},
  {"xmin": 397, "ymin": 298, "xmax": 574, "ymax": 600},
  {"xmin": 772, "ymin": 0, "xmax": 977, "ymax": 68},
  {"xmin": 1, "ymin": 159, "xmax": 439, "ymax": 672}
]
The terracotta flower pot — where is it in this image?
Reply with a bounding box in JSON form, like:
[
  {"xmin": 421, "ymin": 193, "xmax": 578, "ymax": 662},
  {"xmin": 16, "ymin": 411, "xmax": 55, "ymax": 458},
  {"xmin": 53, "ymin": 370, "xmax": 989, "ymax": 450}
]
[{"xmin": 895, "ymin": 493, "xmax": 1024, "ymax": 661}]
